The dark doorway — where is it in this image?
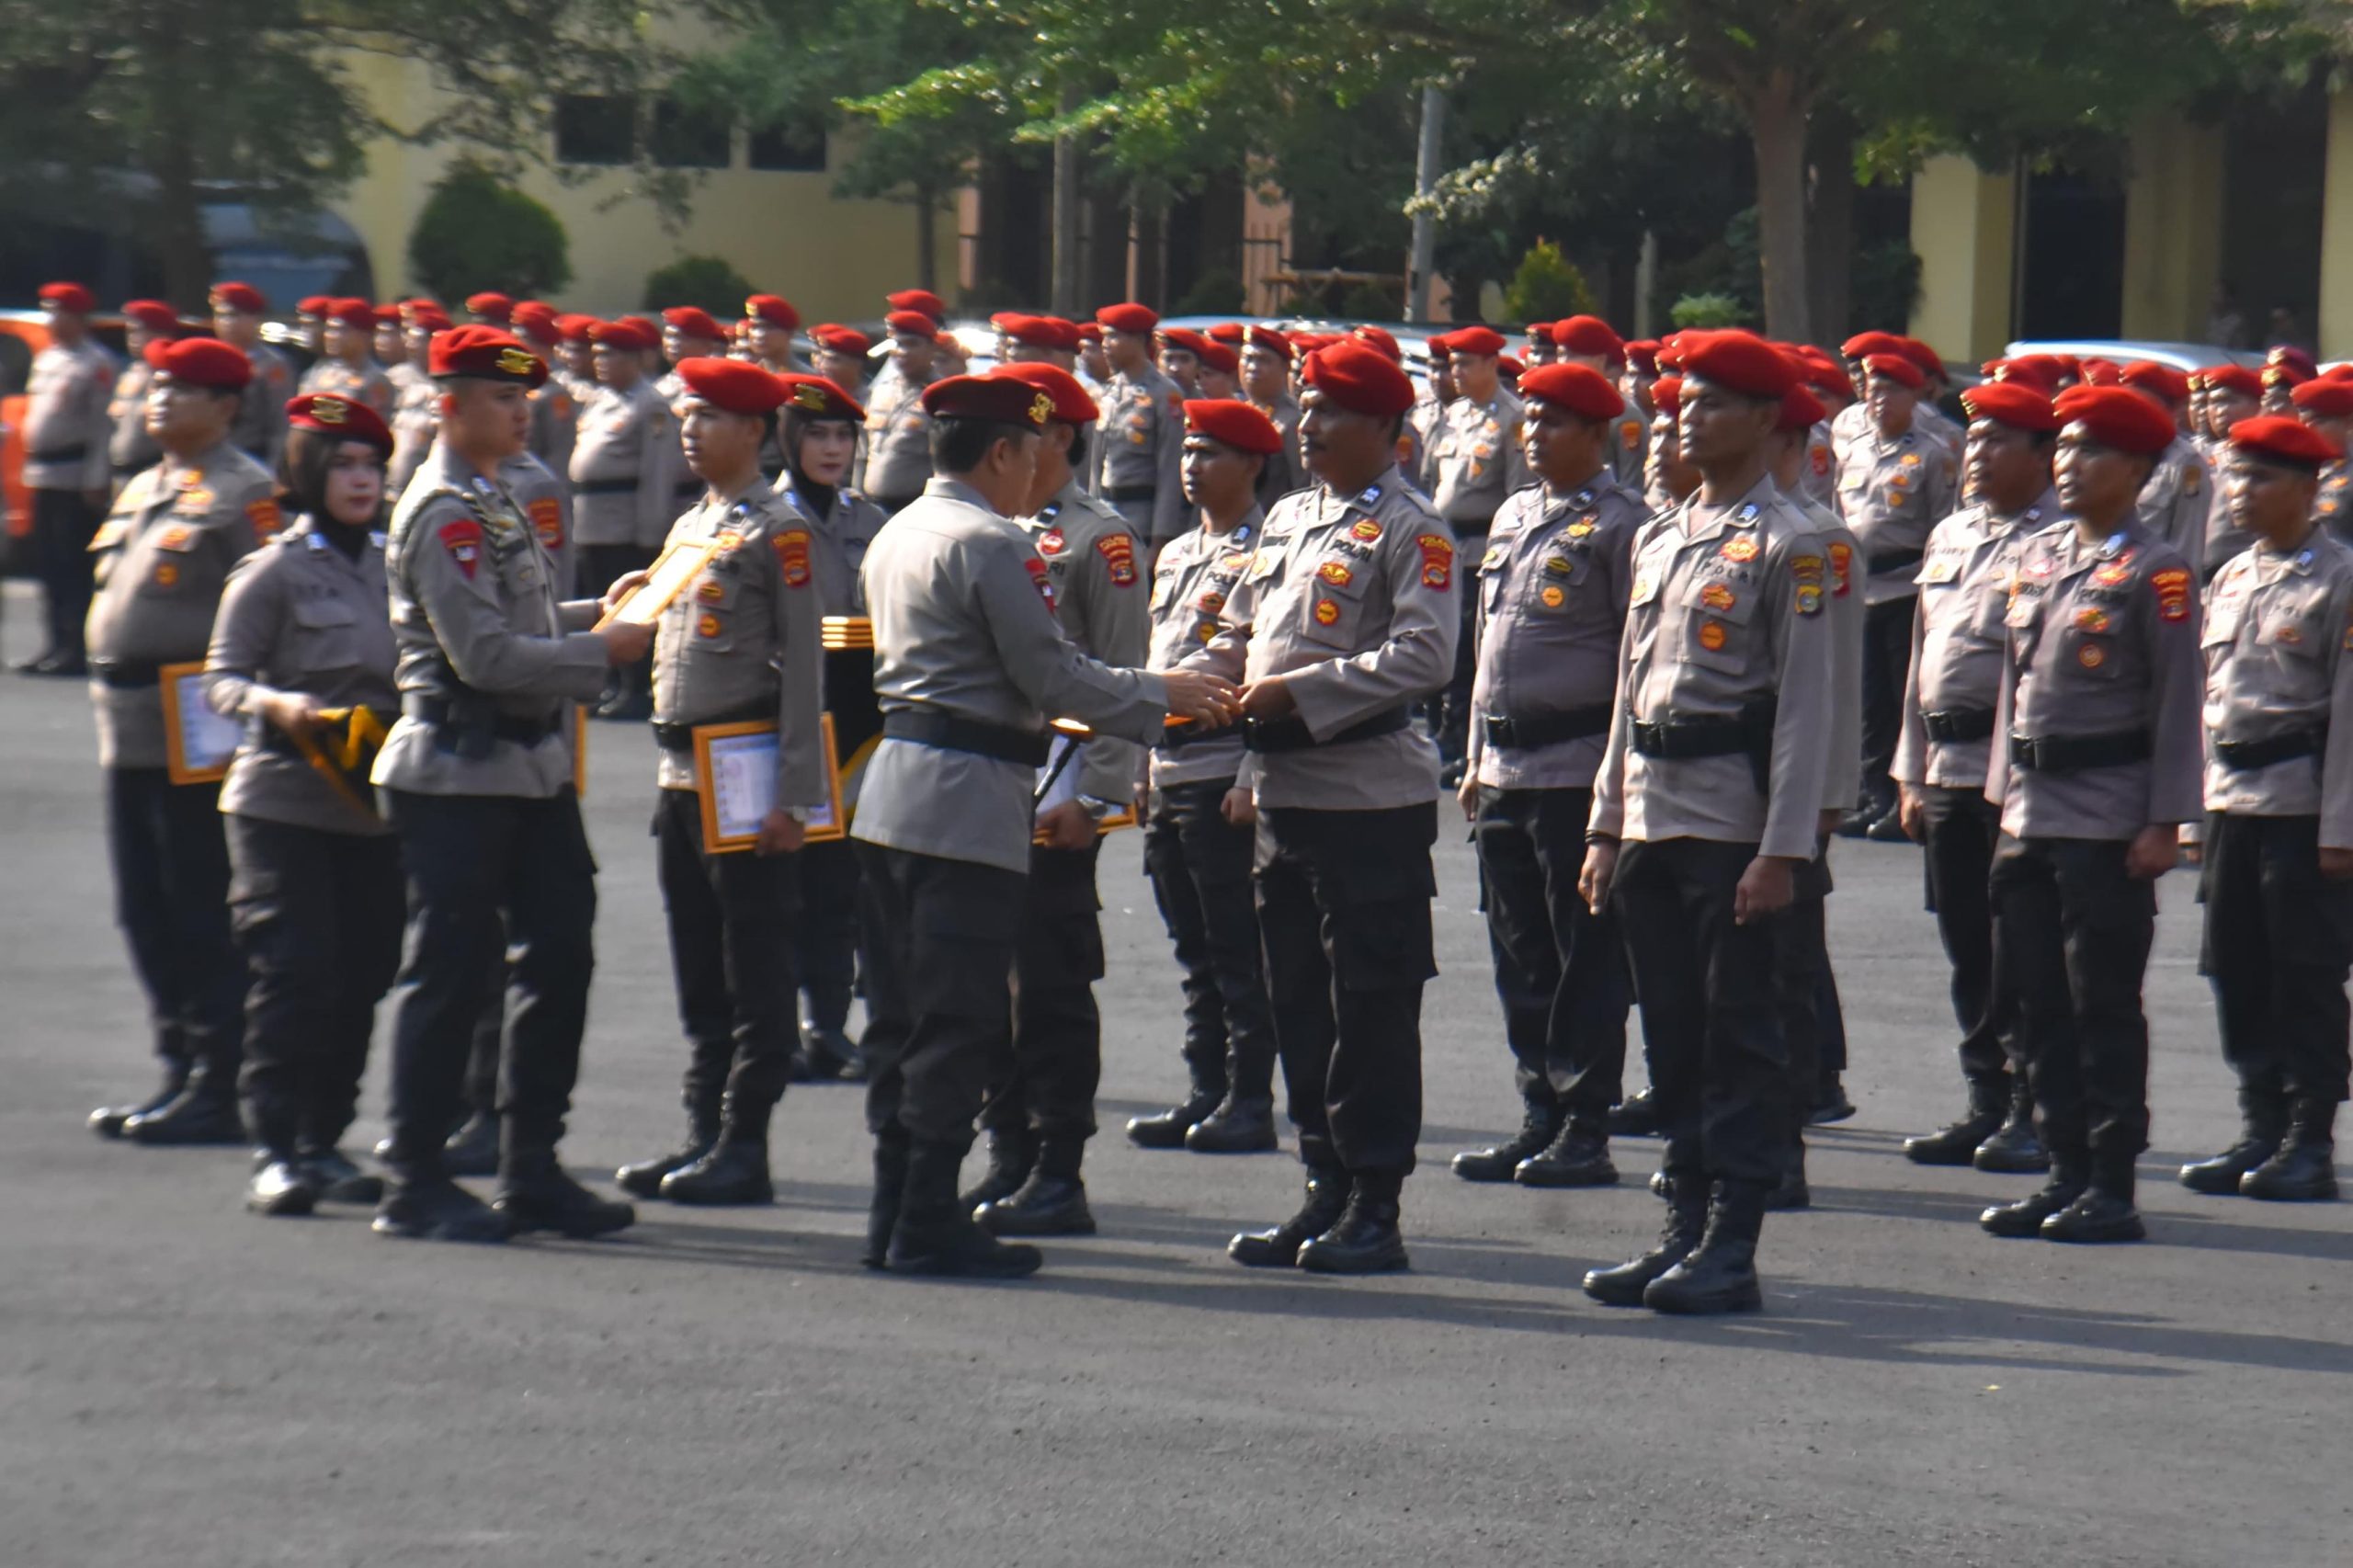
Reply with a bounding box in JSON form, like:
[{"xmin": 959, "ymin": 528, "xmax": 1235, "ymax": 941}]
[
  {"xmin": 2220, "ymin": 81, "xmax": 2326, "ymax": 352},
  {"xmin": 2016, "ymin": 168, "xmax": 2125, "ymax": 340}
]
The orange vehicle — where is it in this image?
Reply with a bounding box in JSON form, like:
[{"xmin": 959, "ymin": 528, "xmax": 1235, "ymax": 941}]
[{"xmin": 0, "ymin": 311, "xmax": 135, "ymax": 551}]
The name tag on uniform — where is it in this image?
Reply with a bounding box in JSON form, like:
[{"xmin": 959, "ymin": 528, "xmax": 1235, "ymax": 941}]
[
  {"xmin": 1630, "ymin": 570, "xmax": 1661, "ymax": 607},
  {"xmin": 1917, "ymin": 553, "xmax": 1962, "ymax": 585}
]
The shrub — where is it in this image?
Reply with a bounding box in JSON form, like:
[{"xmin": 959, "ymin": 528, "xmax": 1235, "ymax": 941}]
[
  {"xmin": 1670, "ymin": 292, "xmax": 1749, "ymax": 330},
  {"xmin": 407, "ymin": 162, "xmax": 571, "ymax": 302},
  {"xmin": 642, "ymin": 255, "xmax": 757, "ymax": 317},
  {"xmin": 1171, "ymin": 268, "xmax": 1245, "ymax": 316},
  {"xmin": 1500, "ymin": 240, "xmax": 1597, "ymax": 324}
]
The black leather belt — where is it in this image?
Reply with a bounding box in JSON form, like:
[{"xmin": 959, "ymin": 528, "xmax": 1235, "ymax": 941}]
[
  {"xmin": 881, "ymin": 706, "xmax": 1050, "ymax": 766},
  {"xmin": 112, "ymin": 461, "xmax": 144, "ymax": 477},
  {"xmin": 653, "ymin": 698, "xmax": 777, "ymax": 752},
  {"xmin": 402, "ymin": 692, "xmax": 560, "ymax": 746},
  {"xmin": 1869, "ymin": 547, "xmax": 1925, "ymax": 574},
  {"xmin": 2216, "ymin": 730, "xmax": 2324, "ymax": 771},
  {"xmin": 1243, "ymin": 705, "xmax": 1411, "ymax": 755},
  {"xmin": 1104, "ymin": 485, "xmax": 1155, "ymax": 504},
  {"xmin": 1154, "ymin": 721, "xmax": 1232, "ymax": 753},
  {"xmin": 90, "ymin": 659, "xmax": 160, "ymax": 688},
  {"xmin": 1921, "ymin": 707, "xmax": 1996, "ymax": 743},
  {"xmin": 1483, "ymin": 704, "xmax": 1612, "ymax": 750},
  {"xmin": 1630, "ymin": 711, "xmax": 1752, "ymax": 759},
  {"xmin": 29, "ymin": 443, "xmax": 87, "ymax": 462},
  {"xmin": 575, "ymin": 478, "xmax": 639, "ymax": 496},
  {"xmin": 2007, "ymin": 729, "xmax": 2152, "ymax": 772}
]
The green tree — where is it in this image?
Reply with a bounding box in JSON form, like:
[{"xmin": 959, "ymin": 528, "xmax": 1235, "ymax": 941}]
[
  {"xmin": 643, "ymin": 255, "xmax": 756, "ymax": 315},
  {"xmin": 409, "ymin": 163, "xmax": 573, "ymax": 301},
  {"xmin": 1501, "ymin": 241, "xmax": 1598, "ymax": 323}
]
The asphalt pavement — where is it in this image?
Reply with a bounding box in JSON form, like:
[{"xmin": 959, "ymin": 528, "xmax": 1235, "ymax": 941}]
[{"xmin": 1, "ymin": 581, "xmax": 2347, "ymax": 1568}]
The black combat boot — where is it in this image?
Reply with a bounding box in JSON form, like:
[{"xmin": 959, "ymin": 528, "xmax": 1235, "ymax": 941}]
[
  {"xmin": 1608, "ymin": 1086, "xmax": 1660, "ymax": 1138},
  {"xmin": 1515, "ymin": 1118, "xmax": 1619, "ymax": 1187},
  {"xmin": 1296, "ymin": 1169, "xmax": 1409, "ymax": 1274},
  {"xmin": 440, "ymin": 1109, "xmax": 502, "ymax": 1178},
  {"xmin": 1809, "ymin": 1074, "xmax": 1857, "ymax": 1125},
  {"xmin": 793, "ymin": 1023, "xmax": 857, "ymax": 1083},
  {"xmin": 1229, "ymin": 1165, "xmax": 1350, "ymax": 1267},
  {"xmin": 494, "ymin": 1149, "xmax": 636, "ymax": 1239},
  {"xmin": 1972, "ymin": 1076, "xmax": 2050, "ymax": 1173},
  {"xmin": 373, "ymin": 1148, "xmax": 513, "ymax": 1243},
  {"xmin": 1584, "ymin": 1176, "xmax": 1708, "ymax": 1305},
  {"xmin": 2180, "ymin": 1087, "xmax": 2287, "ymax": 1195},
  {"xmin": 615, "ymin": 1099, "xmax": 722, "ymax": 1199},
  {"xmin": 1185, "ymin": 1095, "xmax": 1279, "ymax": 1153},
  {"xmin": 1980, "ymin": 1160, "xmax": 2087, "ymax": 1237},
  {"xmin": 300, "ymin": 1149, "xmax": 384, "ymax": 1204},
  {"xmin": 885, "ymin": 1141, "xmax": 1043, "ymax": 1278},
  {"xmin": 974, "ymin": 1138, "xmax": 1097, "ymax": 1236},
  {"xmin": 2241, "ymin": 1098, "xmax": 2339, "ymax": 1201},
  {"xmin": 246, "ymin": 1155, "xmax": 321, "ymax": 1217},
  {"xmin": 1903, "ymin": 1075, "xmax": 2006, "ymax": 1166},
  {"xmin": 90, "ymin": 1059, "xmax": 188, "ymax": 1139},
  {"xmin": 1643, "ymin": 1181, "xmax": 1766, "ymax": 1314},
  {"xmin": 660, "ymin": 1098, "xmax": 775, "ymax": 1206},
  {"xmin": 862, "ymin": 1130, "xmax": 912, "ymax": 1269},
  {"xmin": 1764, "ymin": 1143, "xmax": 1810, "ymax": 1211},
  {"xmin": 123, "ymin": 1067, "xmax": 244, "ymax": 1145},
  {"xmin": 1451, "ymin": 1102, "xmax": 1557, "ymax": 1182},
  {"xmin": 1127, "ymin": 1079, "xmax": 1223, "ymax": 1150},
  {"xmin": 2041, "ymin": 1157, "xmax": 2143, "ymax": 1242},
  {"xmin": 959, "ymin": 1127, "xmax": 1037, "ymax": 1209}
]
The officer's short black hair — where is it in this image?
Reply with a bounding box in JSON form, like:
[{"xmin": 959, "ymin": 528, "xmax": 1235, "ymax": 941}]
[
  {"xmin": 932, "ymin": 415, "xmax": 1031, "ymax": 474},
  {"xmin": 1062, "ymin": 423, "xmax": 1087, "ymax": 467}
]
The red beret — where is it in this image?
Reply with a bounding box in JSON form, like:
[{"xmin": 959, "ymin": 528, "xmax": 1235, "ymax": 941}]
[
  {"xmin": 998, "ymin": 313, "xmax": 1080, "ymax": 352},
  {"xmin": 409, "ymin": 307, "xmax": 452, "ymax": 334},
  {"xmin": 1097, "ymin": 302, "xmax": 1159, "ymax": 335},
  {"xmin": 39, "ymin": 281, "xmax": 95, "ymax": 314},
  {"xmin": 401, "ymin": 297, "xmax": 441, "ymax": 317},
  {"xmin": 884, "ymin": 310, "xmax": 937, "ymax": 338},
  {"xmin": 2054, "ymin": 385, "xmax": 2176, "ymax": 456},
  {"xmin": 676, "ymin": 358, "xmax": 788, "ymax": 416},
  {"xmin": 1523, "ymin": 323, "xmax": 1555, "ymax": 347},
  {"xmin": 1419, "ymin": 333, "xmax": 1450, "ymax": 361},
  {"xmin": 144, "ymin": 336, "xmax": 251, "ymax": 391},
  {"xmin": 2120, "ymin": 361, "xmax": 2189, "ymax": 405},
  {"xmin": 744, "ymin": 294, "xmax": 800, "ymax": 330},
  {"xmin": 1183, "ymin": 399, "xmax": 1283, "ymax": 455},
  {"xmin": 1205, "ymin": 322, "xmax": 1246, "ymax": 346},
  {"xmin": 1077, "ymin": 323, "xmax": 1102, "ymax": 343},
  {"xmin": 1861, "ymin": 352, "xmax": 1924, "ymax": 392},
  {"xmin": 325, "ymin": 298, "xmax": 374, "ymax": 329},
  {"xmin": 660, "ymin": 306, "xmax": 725, "ymax": 341},
  {"xmin": 1352, "ymin": 325, "xmax": 1403, "ymax": 362},
  {"xmin": 2234, "ymin": 413, "xmax": 2345, "ymax": 466},
  {"xmin": 1498, "ymin": 356, "xmax": 1525, "ymax": 379},
  {"xmin": 1795, "ymin": 349, "xmax": 1848, "ymax": 396},
  {"xmin": 1991, "ymin": 354, "xmax": 2066, "ymax": 392},
  {"xmin": 429, "ymin": 325, "xmax": 549, "ymax": 387},
  {"xmin": 2200, "ymin": 365, "xmax": 2261, "ymax": 400},
  {"xmin": 121, "ymin": 300, "xmax": 179, "ymax": 333},
  {"xmin": 209, "ymin": 281, "xmax": 266, "ymax": 314},
  {"xmin": 554, "ymin": 313, "xmax": 597, "ymax": 344},
  {"xmin": 2263, "ymin": 361, "xmax": 2311, "ymax": 392},
  {"xmin": 1240, "ymin": 324, "xmax": 1291, "ymax": 357},
  {"xmin": 285, "ymin": 392, "xmax": 393, "ymax": 455},
  {"xmin": 590, "ymin": 318, "xmax": 654, "ymax": 352},
  {"xmin": 1840, "ymin": 331, "xmax": 1905, "ymax": 360},
  {"xmin": 1775, "ymin": 383, "xmax": 1826, "ymax": 434},
  {"xmin": 463, "ymin": 292, "xmax": 514, "ymax": 323},
  {"xmin": 372, "ymin": 303, "xmax": 406, "ymax": 327},
  {"xmin": 775, "ymin": 373, "xmax": 865, "ymax": 423},
  {"xmin": 1300, "ymin": 341, "xmax": 1416, "ymax": 419},
  {"xmin": 885, "ymin": 289, "xmax": 947, "ymax": 323},
  {"xmin": 2081, "ymin": 358, "xmax": 2123, "ymax": 387},
  {"xmin": 1518, "ymin": 362, "xmax": 1624, "ymax": 421},
  {"xmin": 1680, "ymin": 331, "xmax": 1797, "ymax": 400},
  {"xmin": 1651, "ymin": 376, "xmax": 1683, "ymax": 415},
  {"xmin": 2268, "ymin": 346, "xmax": 2319, "ymax": 381},
  {"xmin": 1198, "ymin": 341, "xmax": 1238, "ymax": 377},
  {"xmin": 509, "ymin": 301, "xmax": 561, "ymax": 347},
  {"xmin": 992, "ymin": 361, "xmax": 1098, "ymax": 426},
  {"xmin": 810, "ymin": 323, "xmax": 873, "ymax": 358},
  {"xmin": 1158, "ymin": 326, "xmax": 1212, "ymax": 359},
  {"xmin": 1446, "ymin": 326, "xmax": 1506, "ymax": 358},
  {"xmin": 1960, "ymin": 381, "xmax": 2061, "ymax": 433},
  {"xmin": 922, "ymin": 373, "xmax": 1052, "ymax": 430},
  {"xmin": 1654, "ymin": 337, "xmax": 1687, "ymax": 373},
  {"xmin": 1552, "ymin": 315, "xmax": 1623, "ymax": 358},
  {"xmin": 1895, "ymin": 337, "xmax": 1944, "ymax": 379},
  {"xmin": 1623, "ymin": 339, "xmax": 1660, "ymax": 372},
  {"xmin": 297, "ymin": 296, "xmax": 333, "ymax": 317},
  {"xmin": 2291, "ymin": 377, "xmax": 2353, "ymax": 418}
]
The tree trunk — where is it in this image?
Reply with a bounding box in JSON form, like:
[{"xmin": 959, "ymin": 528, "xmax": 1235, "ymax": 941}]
[
  {"xmin": 1133, "ymin": 195, "xmax": 1165, "ymax": 311},
  {"xmin": 1745, "ymin": 70, "xmax": 1812, "ymax": 343},
  {"xmin": 1807, "ymin": 109, "xmax": 1856, "ymax": 349},
  {"xmin": 914, "ymin": 179, "xmax": 938, "ymax": 294},
  {"xmin": 150, "ymin": 121, "xmax": 210, "ymax": 312},
  {"xmin": 1050, "ymin": 82, "xmax": 1084, "ymax": 316},
  {"xmin": 1085, "ymin": 181, "xmax": 1126, "ymax": 310}
]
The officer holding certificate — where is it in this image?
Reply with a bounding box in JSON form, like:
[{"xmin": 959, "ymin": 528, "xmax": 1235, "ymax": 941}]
[{"xmin": 614, "ymin": 358, "xmax": 828, "ymax": 1207}]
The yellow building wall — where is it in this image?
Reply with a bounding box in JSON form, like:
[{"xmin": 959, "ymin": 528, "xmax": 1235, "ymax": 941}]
[
  {"xmin": 1909, "ymin": 154, "xmax": 2017, "ymax": 362},
  {"xmin": 338, "ymin": 55, "xmax": 957, "ymax": 322},
  {"xmin": 2320, "ymin": 86, "xmax": 2353, "ymax": 362},
  {"xmin": 2120, "ymin": 119, "xmax": 2224, "ymax": 342}
]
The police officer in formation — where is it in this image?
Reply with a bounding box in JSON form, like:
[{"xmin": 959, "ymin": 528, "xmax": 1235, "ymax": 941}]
[
  {"xmin": 108, "ymin": 301, "xmax": 178, "ymax": 487},
  {"xmin": 1089, "ymin": 303, "xmax": 1188, "ymax": 548},
  {"xmin": 19, "ymin": 283, "xmax": 118, "ymax": 677},
  {"xmin": 1419, "ymin": 325, "xmax": 1527, "ymax": 781},
  {"xmin": 860, "ymin": 311, "xmax": 940, "ymax": 511},
  {"xmin": 300, "ymin": 299, "xmax": 395, "ymax": 418},
  {"xmin": 210, "ymin": 282, "xmax": 295, "ymax": 467}
]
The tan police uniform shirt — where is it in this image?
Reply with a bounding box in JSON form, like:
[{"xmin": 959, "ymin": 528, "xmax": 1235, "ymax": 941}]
[
  {"xmin": 2138, "ymin": 434, "xmax": 2213, "ymax": 566},
  {"xmin": 1251, "ymin": 393, "xmax": 1302, "ymax": 504},
  {"xmin": 1892, "ymin": 491, "xmax": 2057, "ymax": 791},
  {"xmin": 22, "ymin": 338, "xmax": 118, "ymax": 494},
  {"xmin": 108, "ymin": 358, "xmax": 160, "ymax": 481},
  {"xmin": 1146, "ymin": 506, "xmax": 1261, "ymax": 789},
  {"xmin": 229, "ymin": 341, "xmax": 297, "ymax": 465},
  {"xmin": 299, "ymin": 358, "xmax": 394, "ymax": 420},
  {"xmin": 1608, "ymin": 404, "xmax": 1648, "ymax": 492},
  {"xmin": 204, "ymin": 516, "xmax": 398, "ymax": 835},
  {"xmin": 387, "ymin": 373, "xmax": 441, "ymax": 504},
  {"xmin": 1836, "ymin": 421, "xmax": 1959, "ymax": 606},
  {"xmin": 529, "ymin": 375, "xmax": 579, "ymax": 479},
  {"xmin": 370, "ymin": 442, "xmax": 609, "ymax": 800},
  {"xmin": 1985, "ymin": 518, "xmax": 2205, "ymax": 838},
  {"xmin": 779, "ymin": 478, "xmax": 890, "ymax": 616},
  {"xmin": 1586, "ymin": 476, "xmax": 1836, "ymax": 862},
  {"xmin": 502, "ymin": 451, "xmax": 574, "ymax": 596},
  {"xmin": 85, "ymin": 440, "xmax": 278, "ymax": 769},
  {"xmin": 1187, "ymin": 466, "xmax": 1459, "ymax": 810},
  {"xmin": 859, "ymin": 361, "xmax": 935, "ymax": 504},
  {"xmin": 649, "ymin": 478, "xmax": 827, "ymax": 804},
  {"xmin": 1790, "ymin": 492, "xmax": 1867, "ymax": 812},
  {"xmin": 1425, "ymin": 389, "xmax": 1529, "ymax": 531},
  {"xmin": 1466, "ymin": 472, "xmax": 1645, "ymax": 791},
  {"xmin": 569, "ymin": 380, "xmax": 678, "ymax": 549},
  {"xmin": 2315, "ymin": 460, "xmax": 2353, "ymax": 546},
  {"xmin": 1017, "ymin": 479, "xmax": 1149, "ymax": 802},
  {"xmin": 1092, "ymin": 361, "xmax": 1187, "ymax": 542},
  {"xmin": 2199, "ymin": 528, "xmax": 2353, "ymax": 846},
  {"xmin": 853, "ymin": 475, "xmax": 1170, "ymax": 874}
]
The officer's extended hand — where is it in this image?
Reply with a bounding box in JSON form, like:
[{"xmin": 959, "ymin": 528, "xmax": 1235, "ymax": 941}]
[
  {"xmin": 753, "ymin": 810, "xmax": 805, "ymax": 857},
  {"xmin": 1036, "ymin": 801, "xmax": 1096, "ymax": 850},
  {"xmin": 598, "ymin": 619, "xmax": 654, "ymax": 665},
  {"xmin": 1161, "ymin": 669, "xmax": 1242, "ymax": 726},
  {"xmin": 1579, "ymin": 840, "xmax": 1618, "ymax": 915},
  {"xmin": 1239, "ymin": 677, "xmax": 1296, "ymax": 720},
  {"xmin": 2124, "ymin": 823, "xmax": 2178, "ymax": 881},
  {"xmin": 1733, "ymin": 856, "xmax": 1797, "ymax": 924},
  {"xmin": 1897, "ymin": 786, "xmax": 1926, "ymax": 844},
  {"xmin": 1457, "ymin": 771, "xmax": 1479, "ymax": 822},
  {"xmin": 599, "ymin": 569, "xmax": 651, "ymax": 617},
  {"xmin": 1221, "ymin": 787, "xmax": 1256, "ymax": 828},
  {"xmin": 2321, "ymin": 846, "xmax": 2353, "ymax": 881},
  {"xmin": 260, "ymin": 689, "xmax": 323, "ymax": 737}
]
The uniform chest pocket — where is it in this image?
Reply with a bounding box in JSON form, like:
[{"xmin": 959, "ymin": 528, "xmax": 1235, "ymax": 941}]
[
  {"xmin": 1674, "ymin": 574, "xmax": 1759, "ymax": 673},
  {"xmin": 2258, "ymin": 597, "xmax": 2330, "ymax": 661},
  {"xmin": 689, "ymin": 569, "xmax": 742, "ymax": 612},
  {"xmin": 134, "ymin": 523, "xmax": 208, "ymax": 597},
  {"xmin": 291, "ymin": 596, "xmax": 360, "ymax": 668},
  {"xmin": 1302, "ymin": 557, "xmax": 1370, "ymax": 648}
]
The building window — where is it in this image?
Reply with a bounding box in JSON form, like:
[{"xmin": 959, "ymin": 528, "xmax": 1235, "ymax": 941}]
[
  {"xmin": 651, "ymin": 97, "xmax": 733, "ymax": 170},
  {"xmin": 748, "ymin": 119, "xmax": 826, "ymax": 173},
  {"xmin": 554, "ymin": 95, "xmax": 634, "ymax": 166}
]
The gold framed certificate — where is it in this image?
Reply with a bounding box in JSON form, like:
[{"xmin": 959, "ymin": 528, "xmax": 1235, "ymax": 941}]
[
  {"xmin": 573, "ymin": 704, "xmax": 588, "ymax": 797},
  {"xmin": 693, "ymin": 713, "xmax": 847, "ymax": 855},
  {"xmin": 594, "ymin": 538, "xmax": 722, "ymax": 630},
  {"xmin": 160, "ymin": 662, "xmax": 244, "ymax": 786}
]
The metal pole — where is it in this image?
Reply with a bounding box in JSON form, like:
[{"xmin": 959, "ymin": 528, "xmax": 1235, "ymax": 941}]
[{"xmin": 1407, "ymin": 85, "xmax": 1443, "ymax": 323}]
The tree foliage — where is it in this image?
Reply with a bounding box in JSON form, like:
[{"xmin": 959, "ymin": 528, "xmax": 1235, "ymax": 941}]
[
  {"xmin": 1501, "ymin": 242, "xmax": 1598, "ymax": 324},
  {"xmin": 642, "ymin": 254, "xmax": 756, "ymax": 314},
  {"xmin": 409, "ymin": 162, "xmax": 573, "ymax": 301}
]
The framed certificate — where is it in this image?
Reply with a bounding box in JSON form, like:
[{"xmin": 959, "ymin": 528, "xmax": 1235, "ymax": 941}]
[
  {"xmin": 594, "ymin": 538, "xmax": 722, "ymax": 630},
  {"xmin": 693, "ymin": 712, "xmax": 847, "ymax": 855},
  {"xmin": 573, "ymin": 704, "xmax": 588, "ymax": 797},
  {"xmin": 160, "ymin": 662, "xmax": 244, "ymax": 786},
  {"xmin": 1033, "ymin": 726, "xmax": 1136, "ymax": 842}
]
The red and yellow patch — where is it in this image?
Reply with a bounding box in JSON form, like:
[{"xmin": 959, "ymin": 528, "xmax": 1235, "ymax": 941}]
[
  {"xmin": 1037, "ymin": 527, "xmax": 1068, "ymax": 557},
  {"xmin": 1828, "ymin": 540, "xmax": 1852, "ymax": 597},
  {"xmin": 438, "ymin": 517, "xmax": 483, "ymax": 579},
  {"xmin": 773, "ymin": 528, "xmax": 813, "ymax": 589},
  {"xmin": 245, "ymin": 498, "xmax": 282, "ymax": 540},
  {"xmin": 2077, "ymin": 640, "xmax": 2106, "ymax": 669},
  {"xmin": 528, "ymin": 497, "xmax": 563, "ymax": 550},
  {"xmin": 1720, "ymin": 535, "xmax": 1759, "ymax": 563},
  {"xmin": 1024, "ymin": 556, "xmax": 1057, "ymax": 612},
  {"xmin": 1350, "ymin": 518, "xmax": 1383, "ymax": 542},
  {"xmin": 1197, "ymin": 590, "xmax": 1225, "ymax": 615},
  {"xmin": 2093, "ymin": 561, "xmax": 2131, "ymax": 586},
  {"xmin": 1313, "ymin": 598, "xmax": 1341, "ymax": 626},
  {"xmin": 1697, "ymin": 619, "xmax": 1728, "ymax": 651},
  {"xmin": 1540, "ymin": 585, "xmax": 1565, "ymax": 608},
  {"xmin": 152, "ymin": 562, "xmax": 179, "ymax": 588},
  {"xmin": 1195, "ymin": 620, "xmax": 1219, "ymax": 642},
  {"xmin": 2151, "ymin": 566, "xmax": 2191, "ymax": 623},
  {"xmin": 1318, "ymin": 560, "xmax": 1354, "ymax": 587},
  {"xmin": 1810, "ymin": 442, "xmax": 1831, "ymax": 477},
  {"xmin": 1416, "ymin": 531, "xmax": 1453, "ymax": 589},
  {"xmin": 157, "ymin": 525, "xmax": 193, "ymax": 551},
  {"xmin": 1096, "ymin": 532, "xmax": 1138, "ymax": 587},
  {"xmin": 2075, "ymin": 607, "xmax": 2109, "ymax": 634},
  {"xmin": 697, "ymin": 612, "xmax": 722, "ymax": 639},
  {"xmin": 695, "ymin": 577, "xmax": 725, "ymax": 604},
  {"xmin": 1700, "ymin": 583, "xmax": 1736, "ymax": 611},
  {"xmin": 2275, "ymin": 622, "xmax": 2303, "ymax": 645}
]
